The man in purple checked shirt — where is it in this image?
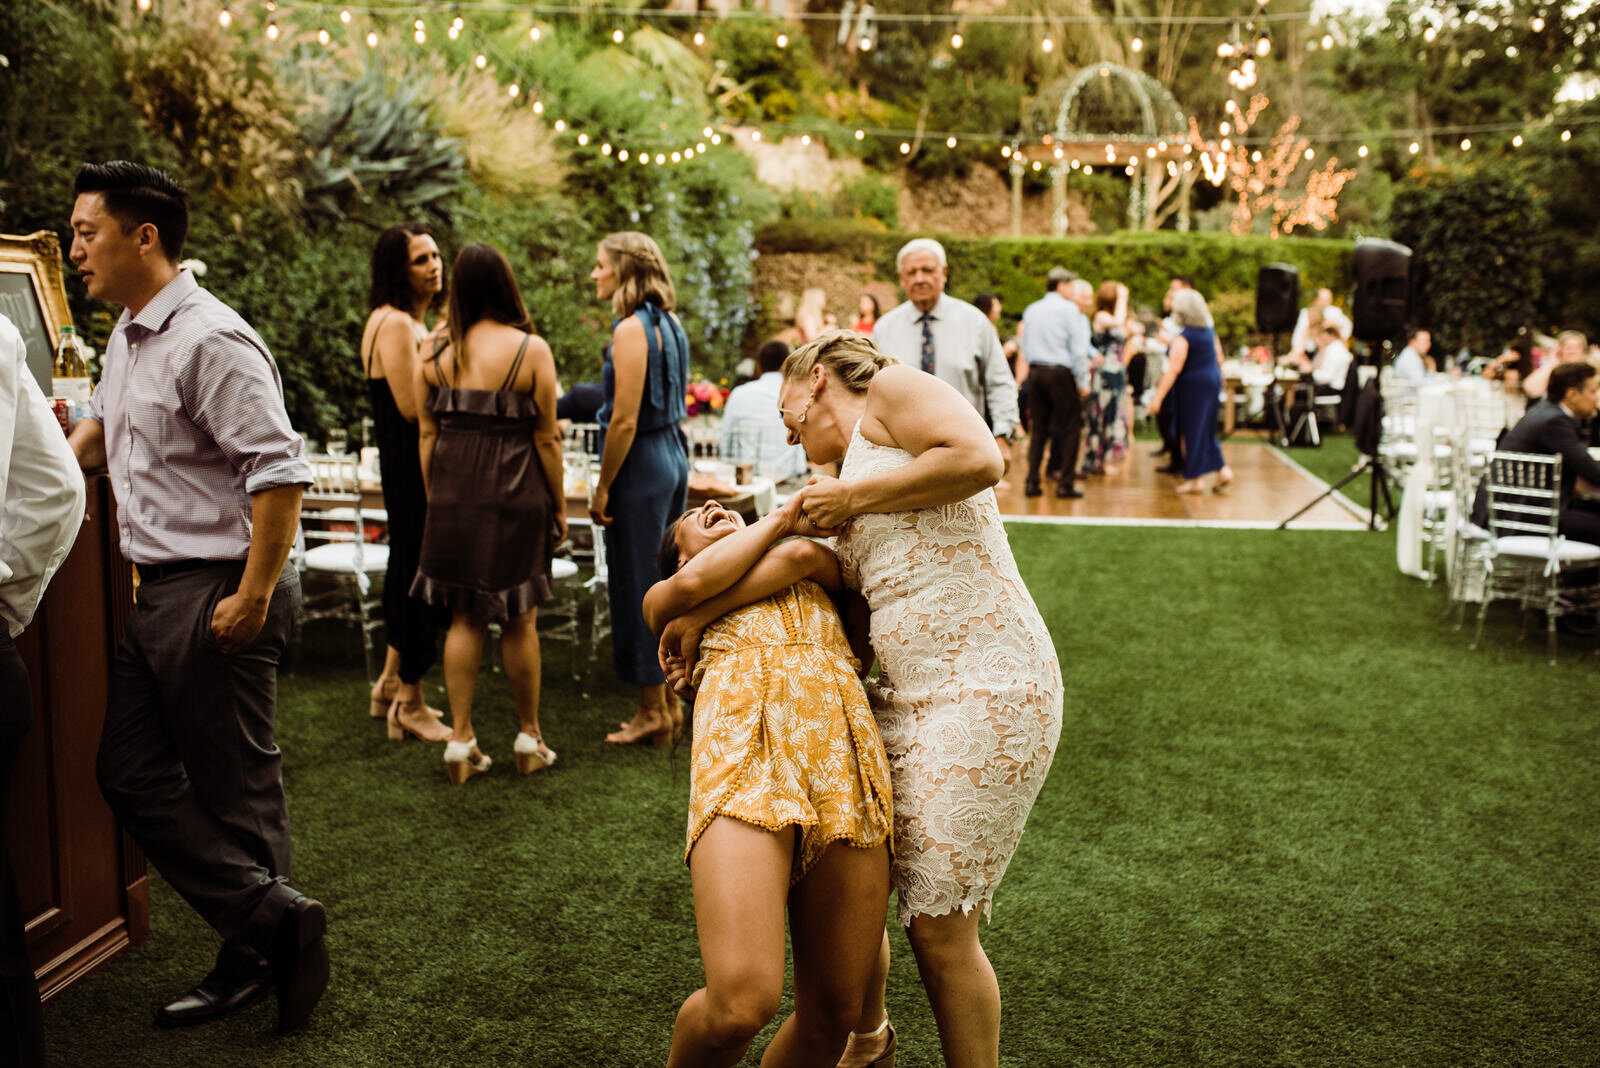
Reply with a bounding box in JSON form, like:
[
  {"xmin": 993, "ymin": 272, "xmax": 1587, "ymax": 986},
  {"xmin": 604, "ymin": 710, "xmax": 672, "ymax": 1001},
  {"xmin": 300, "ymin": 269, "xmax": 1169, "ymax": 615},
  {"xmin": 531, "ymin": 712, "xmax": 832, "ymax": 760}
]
[{"xmin": 65, "ymin": 161, "xmax": 328, "ymax": 1034}]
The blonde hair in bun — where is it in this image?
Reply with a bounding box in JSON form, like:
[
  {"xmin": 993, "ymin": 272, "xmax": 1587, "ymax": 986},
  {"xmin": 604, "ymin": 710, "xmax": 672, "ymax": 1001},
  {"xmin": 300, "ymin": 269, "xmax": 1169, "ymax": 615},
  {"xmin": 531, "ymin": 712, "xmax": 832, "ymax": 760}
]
[{"xmin": 781, "ymin": 330, "xmax": 899, "ymax": 393}]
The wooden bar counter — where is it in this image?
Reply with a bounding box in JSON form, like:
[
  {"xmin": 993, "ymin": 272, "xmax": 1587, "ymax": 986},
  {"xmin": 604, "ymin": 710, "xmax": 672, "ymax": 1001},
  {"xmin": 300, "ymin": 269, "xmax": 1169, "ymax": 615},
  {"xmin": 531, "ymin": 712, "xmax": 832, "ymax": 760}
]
[{"xmin": 11, "ymin": 470, "xmax": 149, "ymax": 1000}]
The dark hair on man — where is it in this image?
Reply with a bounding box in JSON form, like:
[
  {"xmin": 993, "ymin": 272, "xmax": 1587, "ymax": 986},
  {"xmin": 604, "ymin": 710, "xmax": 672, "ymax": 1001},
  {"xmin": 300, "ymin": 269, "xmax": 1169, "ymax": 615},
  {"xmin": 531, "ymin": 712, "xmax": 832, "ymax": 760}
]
[
  {"xmin": 1171, "ymin": 274, "xmax": 1194, "ymax": 289},
  {"xmin": 756, "ymin": 339, "xmax": 791, "ymax": 375},
  {"xmin": 73, "ymin": 160, "xmax": 189, "ymax": 262},
  {"xmin": 369, "ymin": 222, "xmax": 444, "ymax": 312},
  {"xmin": 972, "ymin": 293, "xmax": 1000, "ymax": 318},
  {"xmin": 446, "ymin": 243, "xmax": 531, "ymax": 367},
  {"xmin": 1548, "ymin": 361, "xmax": 1596, "ymax": 405}
]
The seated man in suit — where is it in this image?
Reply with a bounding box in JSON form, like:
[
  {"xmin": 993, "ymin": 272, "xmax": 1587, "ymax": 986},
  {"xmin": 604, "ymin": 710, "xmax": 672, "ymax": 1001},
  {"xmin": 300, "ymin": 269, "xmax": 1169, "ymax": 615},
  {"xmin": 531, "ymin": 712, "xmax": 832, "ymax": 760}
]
[{"xmin": 1478, "ymin": 361, "xmax": 1600, "ymax": 546}]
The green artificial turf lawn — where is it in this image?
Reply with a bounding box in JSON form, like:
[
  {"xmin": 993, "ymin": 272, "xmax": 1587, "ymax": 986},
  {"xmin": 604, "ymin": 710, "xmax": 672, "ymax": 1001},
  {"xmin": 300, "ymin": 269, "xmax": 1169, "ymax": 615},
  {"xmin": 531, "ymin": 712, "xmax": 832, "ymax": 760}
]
[{"xmin": 42, "ymin": 522, "xmax": 1598, "ymax": 1066}]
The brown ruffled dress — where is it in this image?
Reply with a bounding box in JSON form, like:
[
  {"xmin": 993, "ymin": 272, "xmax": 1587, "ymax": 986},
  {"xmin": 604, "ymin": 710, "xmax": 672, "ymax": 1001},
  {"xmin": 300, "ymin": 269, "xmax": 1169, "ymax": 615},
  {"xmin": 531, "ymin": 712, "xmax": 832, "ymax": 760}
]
[{"xmin": 410, "ymin": 385, "xmax": 556, "ymax": 623}]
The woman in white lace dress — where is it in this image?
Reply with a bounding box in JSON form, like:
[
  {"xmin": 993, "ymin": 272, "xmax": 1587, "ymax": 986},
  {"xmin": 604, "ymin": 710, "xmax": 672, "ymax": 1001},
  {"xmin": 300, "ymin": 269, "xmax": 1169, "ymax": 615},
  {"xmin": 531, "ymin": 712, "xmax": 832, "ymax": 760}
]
[{"xmin": 665, "ymin": 331, "xmax": 1062, "ymax": 1067}]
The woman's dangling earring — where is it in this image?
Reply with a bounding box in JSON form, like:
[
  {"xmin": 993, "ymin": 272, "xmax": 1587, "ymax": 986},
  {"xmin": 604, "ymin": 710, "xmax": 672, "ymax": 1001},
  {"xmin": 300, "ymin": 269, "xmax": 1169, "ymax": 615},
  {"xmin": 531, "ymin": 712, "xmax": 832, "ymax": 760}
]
[{"xmin": 796, "ymin": 393, "xmax": 814, "ymax": 424}]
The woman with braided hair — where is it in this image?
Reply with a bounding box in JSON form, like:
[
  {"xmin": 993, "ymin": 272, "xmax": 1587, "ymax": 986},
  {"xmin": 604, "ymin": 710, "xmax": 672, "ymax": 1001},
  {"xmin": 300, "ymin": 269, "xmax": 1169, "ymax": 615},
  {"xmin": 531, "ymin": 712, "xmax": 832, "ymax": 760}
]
[{"xmin": 589, "ymin": 232, "xmax": 691, "ymax": 744}]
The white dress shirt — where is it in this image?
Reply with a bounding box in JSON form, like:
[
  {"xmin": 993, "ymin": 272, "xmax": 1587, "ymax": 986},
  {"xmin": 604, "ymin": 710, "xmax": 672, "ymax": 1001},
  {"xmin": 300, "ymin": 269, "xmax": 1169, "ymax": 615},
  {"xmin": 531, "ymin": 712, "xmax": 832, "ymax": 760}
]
[
  {"xmin": 873, "ymin": 293, "xmax": 1019, "ymax": 439},
  {"xmin": 1, "ymin": 315, "xmax": 87, "ymax": 637},
  {"xmin": 1313, "ymin": 338, "xmax": 1353, "ymax": 389},
  {"xmin": 717, "ymin": 371, "xmax": 809, "ymax": 482}
]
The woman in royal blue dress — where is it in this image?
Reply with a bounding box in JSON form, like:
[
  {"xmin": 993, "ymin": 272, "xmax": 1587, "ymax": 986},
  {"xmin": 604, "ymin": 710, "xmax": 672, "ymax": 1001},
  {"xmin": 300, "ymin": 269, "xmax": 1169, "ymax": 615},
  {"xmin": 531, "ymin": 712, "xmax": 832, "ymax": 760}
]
[
  {"xmin": 588, "ymin": 232, "xmax": 691, "ymax": 745},
  {"xmin": 1149, "ymin": 288, "xmax": 1234, "ymax": 494}
]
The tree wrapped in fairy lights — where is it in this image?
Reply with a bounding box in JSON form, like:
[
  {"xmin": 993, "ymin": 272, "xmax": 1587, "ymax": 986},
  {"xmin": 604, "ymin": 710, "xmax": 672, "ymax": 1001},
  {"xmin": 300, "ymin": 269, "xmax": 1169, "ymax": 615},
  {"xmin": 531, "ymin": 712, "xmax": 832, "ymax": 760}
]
[{"xmin": 1191, "ymin": 93, "xmax": 1355, "ymax": 237}]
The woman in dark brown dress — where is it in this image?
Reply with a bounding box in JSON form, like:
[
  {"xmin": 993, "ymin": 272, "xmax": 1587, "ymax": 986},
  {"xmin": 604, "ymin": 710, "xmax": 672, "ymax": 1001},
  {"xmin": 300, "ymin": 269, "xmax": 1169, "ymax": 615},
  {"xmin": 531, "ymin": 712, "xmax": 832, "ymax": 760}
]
[{"xmin": 412, "ymin": 244, "xmax": 565, "ymax": 784}]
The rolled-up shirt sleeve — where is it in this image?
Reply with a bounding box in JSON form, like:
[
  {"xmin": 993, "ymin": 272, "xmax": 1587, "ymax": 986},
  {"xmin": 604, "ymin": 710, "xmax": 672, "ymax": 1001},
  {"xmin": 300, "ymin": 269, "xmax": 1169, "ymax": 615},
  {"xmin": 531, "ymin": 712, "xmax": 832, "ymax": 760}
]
[{"xmin": 178, "ymin": 327, "xmax": 312, "ymax": 494}]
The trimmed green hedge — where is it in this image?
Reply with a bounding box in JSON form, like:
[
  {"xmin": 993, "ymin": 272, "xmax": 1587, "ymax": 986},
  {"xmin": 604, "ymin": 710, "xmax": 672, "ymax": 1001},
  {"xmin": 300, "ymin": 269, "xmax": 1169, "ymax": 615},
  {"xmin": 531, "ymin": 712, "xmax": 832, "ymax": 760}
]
[{"xmin": 757, "ymin": 223, "xmax": 1356, "ymax": 350}]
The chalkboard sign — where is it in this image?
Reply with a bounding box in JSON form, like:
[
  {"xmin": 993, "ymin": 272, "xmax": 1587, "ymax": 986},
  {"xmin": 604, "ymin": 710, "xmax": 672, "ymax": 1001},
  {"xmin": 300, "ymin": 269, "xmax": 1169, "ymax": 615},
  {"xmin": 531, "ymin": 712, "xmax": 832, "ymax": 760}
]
[{"xmin": 0, "ymin": 231, "xmax": 74, "ymax": 396}]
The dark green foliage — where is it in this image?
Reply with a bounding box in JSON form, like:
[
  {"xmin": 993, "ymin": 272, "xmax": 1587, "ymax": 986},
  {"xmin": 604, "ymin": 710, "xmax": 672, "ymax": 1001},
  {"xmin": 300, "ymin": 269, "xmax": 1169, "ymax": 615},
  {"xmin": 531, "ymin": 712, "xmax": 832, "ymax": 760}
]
[
  {"xmin": 40, "ymin": 523, "xmax": 1600, "ymax": 1065},
  {"xmin": 1522, "ymin": 102, "xmax": 1600, "ymax": 339},
  {"xmin": 757, "ymin": 223, "xmax": 1354, "ymax": 349},
  {"xmin": 300, "ymin": 61, "xmax": 468, "ymax": 224},
  {"xmin": 1389, "ymin": 167, "xmax": 1544, "ymax": 354},
  {"xmin": 707, "ymin": 16, "xmax": 816, "ymax": 124}
]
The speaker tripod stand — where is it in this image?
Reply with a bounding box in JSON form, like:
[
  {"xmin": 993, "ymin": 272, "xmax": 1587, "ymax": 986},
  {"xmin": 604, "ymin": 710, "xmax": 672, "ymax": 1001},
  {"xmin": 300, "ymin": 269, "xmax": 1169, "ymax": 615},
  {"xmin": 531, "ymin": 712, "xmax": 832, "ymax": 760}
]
[{"xmin": 1276, "ymin": 451, "xmax": 1395, "ymax": 530}]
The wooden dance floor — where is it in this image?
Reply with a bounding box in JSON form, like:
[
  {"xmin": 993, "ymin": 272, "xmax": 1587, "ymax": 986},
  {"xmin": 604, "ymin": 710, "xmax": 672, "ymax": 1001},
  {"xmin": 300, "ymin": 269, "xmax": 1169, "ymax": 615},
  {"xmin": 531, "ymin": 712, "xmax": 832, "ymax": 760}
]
[{"xmin": 994, "ymin": 439, "xmax": 1368, "ymax": 529}]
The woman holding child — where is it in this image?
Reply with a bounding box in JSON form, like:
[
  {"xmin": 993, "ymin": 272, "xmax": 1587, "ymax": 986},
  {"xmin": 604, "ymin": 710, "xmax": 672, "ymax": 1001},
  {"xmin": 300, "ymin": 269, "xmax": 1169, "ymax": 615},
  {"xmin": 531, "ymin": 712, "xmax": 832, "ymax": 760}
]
[{"xmin": 657, "ymin": 332, "xmax": 1062, "ymax": 1068}]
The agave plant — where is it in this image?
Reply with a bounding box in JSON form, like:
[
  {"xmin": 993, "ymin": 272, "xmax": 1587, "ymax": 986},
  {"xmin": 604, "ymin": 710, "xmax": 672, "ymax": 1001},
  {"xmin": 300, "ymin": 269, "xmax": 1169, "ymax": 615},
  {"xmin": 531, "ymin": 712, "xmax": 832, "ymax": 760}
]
[{"xmin": 299, "ymin": 60, "xmax": 467, "ymax": 223}]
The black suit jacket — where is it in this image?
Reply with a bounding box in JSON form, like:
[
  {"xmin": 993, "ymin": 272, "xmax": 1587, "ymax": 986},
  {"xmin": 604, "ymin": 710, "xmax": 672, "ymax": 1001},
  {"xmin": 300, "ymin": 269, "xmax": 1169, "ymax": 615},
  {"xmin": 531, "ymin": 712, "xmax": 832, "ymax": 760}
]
[{"xmin": 1497, "ymin": 399, "xmax": 1600, "ymax": 510}]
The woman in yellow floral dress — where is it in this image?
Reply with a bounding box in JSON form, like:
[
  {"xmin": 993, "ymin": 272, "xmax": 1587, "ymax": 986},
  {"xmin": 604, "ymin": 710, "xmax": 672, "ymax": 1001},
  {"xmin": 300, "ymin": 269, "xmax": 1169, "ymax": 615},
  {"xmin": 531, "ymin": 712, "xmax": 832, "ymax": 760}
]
[{"xmin": 643, "ymin": 498, "xmax": 894, "ymax": 1068}]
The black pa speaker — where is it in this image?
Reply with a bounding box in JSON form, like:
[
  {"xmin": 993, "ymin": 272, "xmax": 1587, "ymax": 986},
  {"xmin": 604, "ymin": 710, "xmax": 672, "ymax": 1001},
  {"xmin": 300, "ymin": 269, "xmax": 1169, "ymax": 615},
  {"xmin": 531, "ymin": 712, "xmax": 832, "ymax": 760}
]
[
  {"xmin": 1255, "ymin": 263, "xmax": 1300, "ymax": 333},
  {"xmin": 1352, "ymin": 238, "xmax": 1411, "ymax": 342}
]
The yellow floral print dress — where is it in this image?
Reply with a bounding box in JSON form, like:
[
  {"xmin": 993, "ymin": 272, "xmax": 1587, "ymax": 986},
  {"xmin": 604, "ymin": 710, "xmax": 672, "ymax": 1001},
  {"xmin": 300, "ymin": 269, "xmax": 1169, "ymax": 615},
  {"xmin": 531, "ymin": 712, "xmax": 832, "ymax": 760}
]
[{"xmin": 686, "ymin": 579, "xmax": 893, "ymax": 884}]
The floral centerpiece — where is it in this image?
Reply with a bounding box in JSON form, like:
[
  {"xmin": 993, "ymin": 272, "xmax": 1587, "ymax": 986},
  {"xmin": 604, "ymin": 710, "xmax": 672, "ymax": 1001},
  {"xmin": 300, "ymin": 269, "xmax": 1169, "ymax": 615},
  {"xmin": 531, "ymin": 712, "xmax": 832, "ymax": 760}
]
[{"xmin": 685, "ymin": 378, "xmax": 730, "ymax": 418}]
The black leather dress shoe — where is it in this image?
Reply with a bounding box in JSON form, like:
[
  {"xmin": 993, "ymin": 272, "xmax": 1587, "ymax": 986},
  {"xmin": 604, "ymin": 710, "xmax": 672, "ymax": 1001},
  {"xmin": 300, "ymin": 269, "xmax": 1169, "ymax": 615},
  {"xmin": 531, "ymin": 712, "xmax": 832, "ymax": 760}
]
[
  {"xmin": 155, "ymin": 973, "xmax": 271, "ymax": 1027},
  {"xmin": 1055, "ymin": 485, "xmax": 1084, "ymax": 499},
  {"xmin": 271, "ymin": 895, "xmax": 330, "ymax": 1032},
  {"xmin": 1156, "ymin": 463, "xmax": 1183, "ymax": 475},
  {"xmin": 1024, "ymin": 480, "xmax": 1043, "ymax": 498}
]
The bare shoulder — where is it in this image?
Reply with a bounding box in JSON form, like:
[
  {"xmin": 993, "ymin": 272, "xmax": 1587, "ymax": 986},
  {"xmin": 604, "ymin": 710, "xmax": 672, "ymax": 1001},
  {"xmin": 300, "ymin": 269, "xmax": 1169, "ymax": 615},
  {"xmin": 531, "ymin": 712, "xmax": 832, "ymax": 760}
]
[{"xmin": 613, "ymin": 314, "xmax": 646, "ymax": 343}]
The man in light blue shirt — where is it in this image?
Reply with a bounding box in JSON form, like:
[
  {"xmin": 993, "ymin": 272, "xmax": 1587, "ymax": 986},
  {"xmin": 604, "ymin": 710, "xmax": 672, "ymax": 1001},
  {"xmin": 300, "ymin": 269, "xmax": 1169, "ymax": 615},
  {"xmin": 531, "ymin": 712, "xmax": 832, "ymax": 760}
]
[
  {"xmin": 718, "ymin": 339, "xmax": 809, "ymax": 483},
  {"xmin": 1391, "ymin": 329, "xmax": 1431, "ymax": 383},
  {"xmin": 1019, "ymin": 268, "xmax": 1092, "ymax": 498},
  {"xmin": 873, "ymin": 238, "xmax": 1019, "ymax": 470}
]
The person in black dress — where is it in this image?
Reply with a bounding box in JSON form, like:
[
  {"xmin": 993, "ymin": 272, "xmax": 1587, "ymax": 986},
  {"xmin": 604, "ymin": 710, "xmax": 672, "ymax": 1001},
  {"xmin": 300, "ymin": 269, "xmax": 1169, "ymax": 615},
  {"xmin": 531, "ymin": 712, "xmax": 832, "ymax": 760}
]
[
  {"xmin": 361, "ymin": 222, "xmax": 451, "ymax": 742},
  {"xmin": 412, "ymin": 244, "xmax": 566, "ymax": 784}
]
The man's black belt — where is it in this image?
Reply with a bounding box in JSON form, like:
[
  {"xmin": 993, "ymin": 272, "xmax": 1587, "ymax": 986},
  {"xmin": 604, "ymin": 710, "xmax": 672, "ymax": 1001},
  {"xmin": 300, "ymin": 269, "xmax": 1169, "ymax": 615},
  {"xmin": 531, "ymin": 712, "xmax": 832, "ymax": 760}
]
[{"xmin": 135, "ymin": 558, "xmax": 244, "ymax": 583}]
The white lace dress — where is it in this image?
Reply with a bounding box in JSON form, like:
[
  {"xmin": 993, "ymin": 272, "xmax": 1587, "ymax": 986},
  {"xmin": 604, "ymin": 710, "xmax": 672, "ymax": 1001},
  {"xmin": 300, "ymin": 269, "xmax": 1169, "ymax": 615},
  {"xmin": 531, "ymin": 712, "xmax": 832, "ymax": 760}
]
[{"xmin": 835, "ymin": 421, "xmax": 1063, "ymax": 925}]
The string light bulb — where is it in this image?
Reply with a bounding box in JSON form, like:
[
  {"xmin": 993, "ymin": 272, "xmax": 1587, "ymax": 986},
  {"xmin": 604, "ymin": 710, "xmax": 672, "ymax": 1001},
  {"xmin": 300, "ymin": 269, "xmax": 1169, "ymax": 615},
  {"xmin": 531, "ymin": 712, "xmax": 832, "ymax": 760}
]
[
  {"xmin": 801, "ymin": 134, "xmax": 812, "ymax": 146},
  {"xmin": 899, "ymin": 142, "xmax": 911, "ymax": 154},
  {"xmin": 655, "ymin": 153, "xmax": 666, "ymax": 164},
  {"xmin": 340, "ymin": 10, "xmax": 352, "ymax": 25},
  {"xmin": 612, "ymin": 28, "xmax": 624, "ymax": 44},
  {"xmin": 266, "ymin": 22, "xmax": 279, "ymax": 40},
  {"xmin": 1130, "ymin": 35, "xmax": 1143, "ymax": 53},
  {"xmin": 137, "ymin": 0, "xmax": 151, "ymax": 10},
  {"xmin": 1408, "ymin": 141, "xmax": 1420, "ymax": 154},
  {"xmin": 1256, "ymin": 33, "xmax": 1271, "ymax": 57},
  {"xmin": 317, "ymin": 28, "xmax": 331, "ymax": 46},
  {"xmin": 1080, "ymin": 163, "xmax": 1090, "ymax": 174},
  {"xmin": 859, "ymin": 36, "xmax": 872, "ymax": 51},
  {"xmin": 1001, "ymin": 145, "xmax": 1012, "ymax": 158},
  {"xmin": 1531, "ymin": 16, "xmax": 1545, "ymax": 32},
  {"xmin": 776, "ymin": 33, "xmax": 789, "ymax": 48},
  {"xmin": 1252, "ymin": 150, "xmax": 1263, "ymax": 162},
  {"xmin": 696, "ymin": 142, "xmax": 706, "ymax": 152},
  {"xmin": 751, "ymin": 131, "xmax": 762, "ymax": 142},
  {"xmin": 1357, "ymin": 144, "xmax": 1369, "ymax": 158},
  {"xmin": 508, "ymin": 84, "xmax": 520, "ymax": 98},
  {"xmin": 218, "ymin": 7, "xmax": 232, "ymax": 29},
  {"xmin": 951, "ymin": 33, "xmax": 963, "ymax": 49},
  {"xmin": 532, "ymin": 100, "xmax": 544, "ymax": 114},
  {"xmin": 530, "ymin": 26, "xmax": 542, "ymax": 42},
  {"xmin": 1562, "ymin": 129, "xmax": 1572, "ymax": 141},
  {"xmin": 577, "ymin": 132, "xmax": 589, "ymax": 146},
  {"xmin": 855, "ymin": 129, "xmax": 866, "ymax": 141},
  {"xmin": 1460, "ymin": 138, "xmax": 1471, "ymax": 151},
  {"xmin": 671, "ymin": 151, "xmax": 681, "ymax": 163},
  {"xmin": 1304, "ymin": 147, "xmax": 1315, "ymax": 160},
  {"xmin": 1041, "ymin": 36, "xmax": 1055, "ymax": 53},
  {"xmin": 1512, "ymin": 134, "xmax": 1523, "ymax": 147},
  {"xmin": 602, "ymin": 143, "xmax": 612, "ymax": 156},
  {"xmin": 414, "ymin": 23, "xmax": 426, "ymax": 44},
  {"xmin": 711, "ymin": 133, "xmax": 722, "ymax": 145},
  {"xmin": 693, "ymin": 31, "xmax": 705, "ymax": 46},
  {"xmin": 366, "ymin": 31, "xmax": 377, "ymax": 47},
  {"xmin": 618, "ymin": 148, "xmax": 628, "ymax": 161},
  {"xmin": 474, "ymin": 54, "xmax": 487, "ymax": 69},
  {"xmin": 947, "ymin": 136, "xmax": 958, "ymax": 148},
  {"xmin": 553, "ymin": 119, "xmax": 566, "ymax": 133},
  {"xmin": 1423, "ymin": 25, "xmax": 1437, "ymax": 42}
]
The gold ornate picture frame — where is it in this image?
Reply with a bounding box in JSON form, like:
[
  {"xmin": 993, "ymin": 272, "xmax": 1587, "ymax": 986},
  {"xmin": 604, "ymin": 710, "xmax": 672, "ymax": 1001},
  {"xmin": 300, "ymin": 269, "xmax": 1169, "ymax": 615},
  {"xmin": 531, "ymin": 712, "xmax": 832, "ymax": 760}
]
[{"xmin": 0, "ymin": 230, "xmax": 74, "ymax": 395}]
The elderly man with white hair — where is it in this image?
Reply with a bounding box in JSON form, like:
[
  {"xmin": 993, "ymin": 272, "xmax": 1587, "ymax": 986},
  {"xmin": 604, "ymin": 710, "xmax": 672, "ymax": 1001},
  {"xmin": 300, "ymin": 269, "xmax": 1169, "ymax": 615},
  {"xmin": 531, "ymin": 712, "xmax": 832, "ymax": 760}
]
[{"xmin": 872, "ymin": 238, "xmax": 1020, "ymax": 468}]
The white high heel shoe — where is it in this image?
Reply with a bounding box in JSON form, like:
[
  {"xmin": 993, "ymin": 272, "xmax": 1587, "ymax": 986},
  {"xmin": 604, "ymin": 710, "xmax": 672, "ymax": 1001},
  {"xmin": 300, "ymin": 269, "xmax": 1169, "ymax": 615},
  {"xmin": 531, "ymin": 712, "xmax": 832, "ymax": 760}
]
[
  {"xmin": 443, "ymin": 738, "xmax": 492, "ymax": 785},
  {"xmin": 513, "ymin": 732, "xmax": 557, "ymax": 775}
]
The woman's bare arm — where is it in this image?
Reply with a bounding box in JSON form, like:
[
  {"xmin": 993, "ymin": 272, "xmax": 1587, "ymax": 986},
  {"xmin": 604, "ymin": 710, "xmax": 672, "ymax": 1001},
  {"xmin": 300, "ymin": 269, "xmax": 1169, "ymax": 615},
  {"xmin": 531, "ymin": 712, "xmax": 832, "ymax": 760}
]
[
  {"xmin": 375, "ymin": 313, "xmax": 425, "ymax": 421},
  {"xmin": 641, "ymin": 503, "xmax": 799, "ymax": 632},
  {"xmin": 590, "ymin": 315, "xmax": 646, "ymax": 526},
  {"xmin": 527, "ymin": 334, "xmax": 567, "ymax": 545},
  {"xmin": 793, "ymin": 365, "xmax": 1002, "ymax": 530}
]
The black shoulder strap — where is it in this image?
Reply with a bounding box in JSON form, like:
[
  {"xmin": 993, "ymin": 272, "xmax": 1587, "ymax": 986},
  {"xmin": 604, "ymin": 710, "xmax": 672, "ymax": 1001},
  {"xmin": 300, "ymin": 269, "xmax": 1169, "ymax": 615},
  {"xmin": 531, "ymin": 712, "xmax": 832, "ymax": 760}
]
[
  {"xmin": 501, "ymin": 334, "xmax": 532, "ymax": 391},
  {"xmin": 364, "ymin": 309, "xmax": 398, "ymax": 378}
]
